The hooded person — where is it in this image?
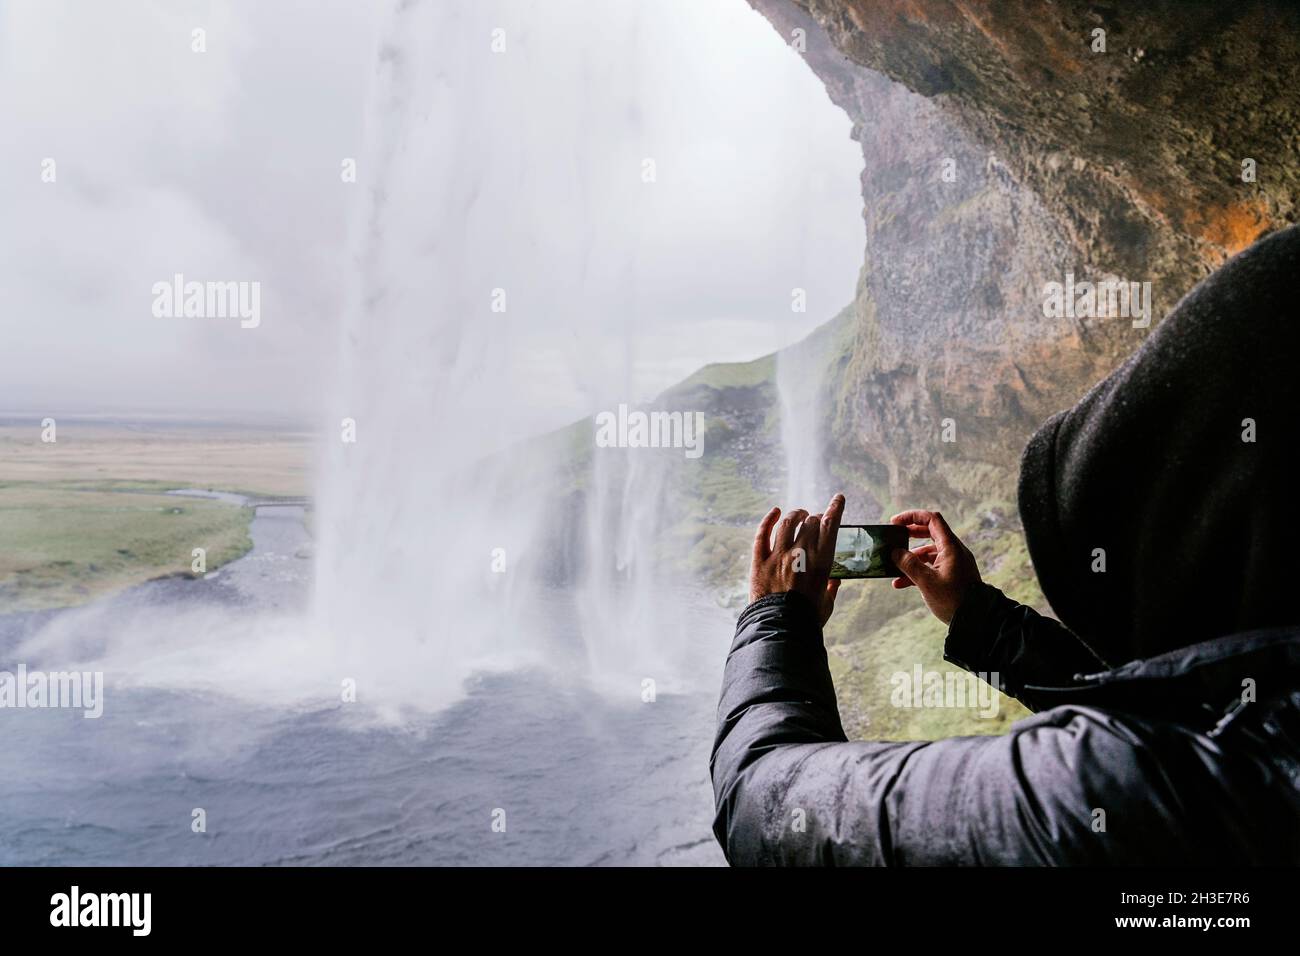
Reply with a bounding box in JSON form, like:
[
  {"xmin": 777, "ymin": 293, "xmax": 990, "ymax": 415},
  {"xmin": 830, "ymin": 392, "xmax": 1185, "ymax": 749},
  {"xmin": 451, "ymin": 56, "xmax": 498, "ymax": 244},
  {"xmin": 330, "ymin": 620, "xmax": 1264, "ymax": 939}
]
[{"xmin": 710, "ymin": 223, "xmax": 1300, "ymax": 866}]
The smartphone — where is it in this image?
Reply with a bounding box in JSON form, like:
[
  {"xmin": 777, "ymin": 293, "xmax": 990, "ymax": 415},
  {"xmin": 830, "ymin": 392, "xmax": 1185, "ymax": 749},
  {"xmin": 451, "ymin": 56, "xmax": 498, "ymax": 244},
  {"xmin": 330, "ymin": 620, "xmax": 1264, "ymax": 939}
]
[{"xmin": 829, "ymin": 524, "xmax": 909, "ymax": 579}]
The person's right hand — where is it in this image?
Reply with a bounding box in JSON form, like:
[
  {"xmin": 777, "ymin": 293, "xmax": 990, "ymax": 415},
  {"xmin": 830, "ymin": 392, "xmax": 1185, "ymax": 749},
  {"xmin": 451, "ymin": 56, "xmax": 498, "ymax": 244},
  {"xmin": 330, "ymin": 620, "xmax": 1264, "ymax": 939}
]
[
  {"xmin": 888, "ymin": 510, "xmax": 981, "ymax": 625},
  {"xmin": 749, "ymin": 494, "xmax": 845, "ymax": 626}
]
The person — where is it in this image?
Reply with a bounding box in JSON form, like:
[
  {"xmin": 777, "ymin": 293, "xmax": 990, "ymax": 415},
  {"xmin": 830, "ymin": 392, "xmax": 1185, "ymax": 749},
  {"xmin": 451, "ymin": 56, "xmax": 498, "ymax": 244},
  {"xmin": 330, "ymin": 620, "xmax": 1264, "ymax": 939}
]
[{"xmin": 710, "ymin": 224, "xmax": 1300, "ymax": 865}]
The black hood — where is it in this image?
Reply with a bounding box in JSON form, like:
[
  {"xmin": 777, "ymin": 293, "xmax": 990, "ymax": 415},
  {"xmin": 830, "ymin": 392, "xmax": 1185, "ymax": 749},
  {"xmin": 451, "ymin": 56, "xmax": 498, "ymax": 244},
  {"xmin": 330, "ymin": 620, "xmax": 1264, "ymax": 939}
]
[{"xmin": 1018, "ymin": 223, "xmax": 1300, "ymax": 666}]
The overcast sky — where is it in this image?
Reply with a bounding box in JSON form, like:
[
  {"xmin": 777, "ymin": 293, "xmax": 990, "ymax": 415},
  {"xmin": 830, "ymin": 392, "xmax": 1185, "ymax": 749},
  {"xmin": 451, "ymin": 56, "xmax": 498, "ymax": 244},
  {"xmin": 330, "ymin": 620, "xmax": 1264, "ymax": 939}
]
[{"xmin": 0, "ymin": 0, "xmax": 863, "ymax": 433}]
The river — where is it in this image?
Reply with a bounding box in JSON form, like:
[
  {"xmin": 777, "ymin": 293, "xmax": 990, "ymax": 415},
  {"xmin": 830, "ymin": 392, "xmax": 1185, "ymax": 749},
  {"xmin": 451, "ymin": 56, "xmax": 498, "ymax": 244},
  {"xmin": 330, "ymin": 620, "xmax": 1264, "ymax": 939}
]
[{"xmin": 0, "ymin": 497, "xmax": 727, "ymax": 866}]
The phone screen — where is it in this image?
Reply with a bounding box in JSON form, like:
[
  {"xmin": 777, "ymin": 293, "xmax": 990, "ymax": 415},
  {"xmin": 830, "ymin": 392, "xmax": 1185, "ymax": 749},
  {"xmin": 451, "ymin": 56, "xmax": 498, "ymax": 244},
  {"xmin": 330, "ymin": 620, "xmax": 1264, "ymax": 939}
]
[{"xmin": 829, "ymin": 524, "xmax": 909, "ymax": 579}]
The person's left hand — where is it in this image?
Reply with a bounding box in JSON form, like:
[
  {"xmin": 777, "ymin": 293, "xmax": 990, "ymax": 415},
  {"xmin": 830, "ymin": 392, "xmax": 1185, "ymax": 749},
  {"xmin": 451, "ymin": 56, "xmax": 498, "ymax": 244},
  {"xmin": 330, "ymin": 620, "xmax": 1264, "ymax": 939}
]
[{"xmin": 748, "ymin": 493, "xmax": 845, "ymax": 626}]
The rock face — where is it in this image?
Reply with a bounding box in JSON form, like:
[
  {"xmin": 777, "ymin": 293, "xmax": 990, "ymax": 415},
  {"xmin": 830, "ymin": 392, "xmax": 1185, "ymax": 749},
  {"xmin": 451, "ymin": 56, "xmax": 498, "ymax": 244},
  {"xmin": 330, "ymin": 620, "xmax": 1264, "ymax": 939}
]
[
  {"xmin": 750, "ymin": 0, "xmax": 1299, "ymax": 510},
  {"xmin": 792, "ymin": 0, "xmax": 1298, "ymax": 262}
]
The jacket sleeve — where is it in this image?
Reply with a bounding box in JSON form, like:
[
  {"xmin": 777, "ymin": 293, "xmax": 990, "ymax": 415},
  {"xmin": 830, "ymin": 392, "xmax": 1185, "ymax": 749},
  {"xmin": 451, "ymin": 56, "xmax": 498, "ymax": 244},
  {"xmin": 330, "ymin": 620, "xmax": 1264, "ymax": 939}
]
[
  {"xmin": 943, "ymin": 581, "xmax": 1110, "ymax": 711},
  {"xmin": 710, "ymin": 590, "xmax": 1202, "ymax": 866}
]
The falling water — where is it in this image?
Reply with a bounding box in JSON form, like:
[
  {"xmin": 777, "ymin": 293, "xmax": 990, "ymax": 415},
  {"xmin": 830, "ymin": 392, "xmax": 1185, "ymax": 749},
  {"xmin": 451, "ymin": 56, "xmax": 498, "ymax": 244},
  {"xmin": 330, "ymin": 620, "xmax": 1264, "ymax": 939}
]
[
  {"xmin": 777, "ymin": 342, "xmax": 826, "ymax": 507},
  {"xmin": 776, "ymin": 313, "xmax": 845, "ymax": 510},
  {"xmin": 311, "ymin": 0, "xmax": 709, "ymax": 711},
  {"xmin": 312, "ymin": 0, "xmax": 550, "ymax": 713},
  {"xmin": 306, "ymin": 0, "xmax": 865, "ymax": 714}
]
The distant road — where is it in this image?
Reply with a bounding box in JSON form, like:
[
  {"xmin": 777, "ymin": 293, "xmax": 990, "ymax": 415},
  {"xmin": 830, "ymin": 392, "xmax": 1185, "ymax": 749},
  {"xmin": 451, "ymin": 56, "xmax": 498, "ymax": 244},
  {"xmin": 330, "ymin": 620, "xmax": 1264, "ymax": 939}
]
[{"xmin": 245, "ymin": 495, "xmax": 313, "ymax": 510}]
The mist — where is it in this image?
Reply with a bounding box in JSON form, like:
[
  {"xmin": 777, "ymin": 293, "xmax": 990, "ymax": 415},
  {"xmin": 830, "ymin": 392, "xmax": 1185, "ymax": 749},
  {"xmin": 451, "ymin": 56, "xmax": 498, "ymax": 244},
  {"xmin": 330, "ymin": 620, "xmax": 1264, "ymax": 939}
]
[{"xmin": 0, "ymin": 0, "xmax": 862, "ymax": 436}]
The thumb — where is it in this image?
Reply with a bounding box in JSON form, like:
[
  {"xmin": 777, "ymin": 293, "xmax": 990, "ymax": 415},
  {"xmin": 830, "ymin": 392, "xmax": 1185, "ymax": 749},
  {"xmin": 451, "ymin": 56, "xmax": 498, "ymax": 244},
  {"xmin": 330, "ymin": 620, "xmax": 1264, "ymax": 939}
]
[
  {"xmin": 820, "ymin": 578, "xmax": 840, "ymax": 625},
  {"xmin": 892, "ymin": 548, "xmax": 936, "ymax": 588}
]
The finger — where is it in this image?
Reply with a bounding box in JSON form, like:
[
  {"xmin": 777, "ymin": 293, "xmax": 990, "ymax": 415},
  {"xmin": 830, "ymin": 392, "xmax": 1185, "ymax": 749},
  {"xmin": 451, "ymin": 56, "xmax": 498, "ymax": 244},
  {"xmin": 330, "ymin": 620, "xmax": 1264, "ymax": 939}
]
[
  {"xmin": 819, "ymin": 494, "xmax": 845, "ymax": 564},
  {"xmin": 801, "ymin": 513, "xmax": 822, "ymax": 555},
  {"xmin": 774, "ymin": 509, "xmax": 808, "ymax": 550},
  {"xmin": 823, "ymin": 578, "xmax": 841, "ymax": 619},
  {"xmin": 927, "ymin": 511, "xmax": 957, "ymax": 550},
  {"xmin": 891, "ymin": 509, "xmax": 939, "ymax": 540},
  {"xmin": 821, "ymin": 494, "xmax": 845, "ymax": 537},
  {"xmin": 891, "ymin": 509, "xmax": 957, "ymax": 549},
  {"xmin": 912, "ymin": 543, "xmax": 938, "ymax": 557},
  {"xmin": 904, "ymin": 548, "xmax": 938, "ymax": 570},
  {"xmin": 753, "ymin": 507, "xmax": 781, "ymax": 563},
  {"xmin": 892, "ymin": 548, "xmax": 936, "ymax": 587},
  {"xmin": 890, "ymin": 509, "xmax": 935, "ymax": 527},
  {"xmin": 892, "ymin": 576, "xmax": 915, "ymax": 590}
]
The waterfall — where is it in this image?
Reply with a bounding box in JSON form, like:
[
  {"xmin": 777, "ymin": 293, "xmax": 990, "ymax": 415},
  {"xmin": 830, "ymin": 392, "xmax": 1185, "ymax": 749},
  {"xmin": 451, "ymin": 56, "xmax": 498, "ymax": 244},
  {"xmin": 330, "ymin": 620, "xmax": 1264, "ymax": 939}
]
[
  {"xmin": 776, "ymin": 316, "xmax": 839, "ymax": 510},
  {"xmin": 308, "ymin": 0, "xmax": 861, "ymax": 713},
  {"xmin": 311, "ymin": 0, "xmax": 700, "ymax": 711},
  {"xmin": 777, "ymin": 348, "xmax": 824, "ymax": 507},
  {"xmin": 312, "ymin": 0, "xmax": 556, "ymax": 712}
]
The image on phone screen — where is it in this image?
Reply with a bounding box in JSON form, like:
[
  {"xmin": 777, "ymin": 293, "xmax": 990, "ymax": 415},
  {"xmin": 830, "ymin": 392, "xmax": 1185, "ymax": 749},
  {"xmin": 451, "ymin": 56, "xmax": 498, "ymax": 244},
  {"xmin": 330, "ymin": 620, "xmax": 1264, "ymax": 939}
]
[{"xmin": 829, "ymin": 524, "xmax": 908, "ymax": 579}]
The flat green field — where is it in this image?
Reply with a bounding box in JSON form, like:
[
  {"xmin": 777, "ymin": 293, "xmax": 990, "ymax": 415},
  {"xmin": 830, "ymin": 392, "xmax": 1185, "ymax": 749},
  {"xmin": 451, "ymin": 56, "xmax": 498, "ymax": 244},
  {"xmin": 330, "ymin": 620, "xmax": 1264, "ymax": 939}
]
[{"xmin": 0, "ymin": 421, "xmax": 312, "ymax": 611}]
